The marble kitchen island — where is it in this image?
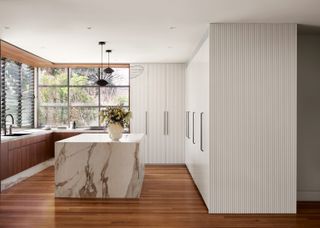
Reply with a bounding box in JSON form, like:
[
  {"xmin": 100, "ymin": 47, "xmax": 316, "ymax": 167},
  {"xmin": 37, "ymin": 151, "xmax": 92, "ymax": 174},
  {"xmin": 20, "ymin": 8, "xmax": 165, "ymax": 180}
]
[{"xmin": 55, "ymin": 133, "xmax": 144, "ymax": 199}]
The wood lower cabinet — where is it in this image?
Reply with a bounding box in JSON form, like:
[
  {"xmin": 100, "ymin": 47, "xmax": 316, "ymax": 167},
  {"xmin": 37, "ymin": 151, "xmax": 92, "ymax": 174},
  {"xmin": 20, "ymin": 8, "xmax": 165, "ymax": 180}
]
[
  {"xmin": 0, "ymin": 142, "xmax": 9, "ymax": 180},
  {"xmin": 0, "ymin": 131, "xmax": 88, "ymax": 181},
  {"xmin": 0, "ymin": 133, "xmax": 53, "ymax": 180}
]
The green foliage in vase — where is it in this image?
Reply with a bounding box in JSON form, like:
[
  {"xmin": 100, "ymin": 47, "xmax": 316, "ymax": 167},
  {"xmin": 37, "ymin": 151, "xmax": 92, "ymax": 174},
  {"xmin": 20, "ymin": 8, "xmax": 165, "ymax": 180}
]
[{"xmin": 100, "ymin": 106, "xmax": 132, "ymax": 128}]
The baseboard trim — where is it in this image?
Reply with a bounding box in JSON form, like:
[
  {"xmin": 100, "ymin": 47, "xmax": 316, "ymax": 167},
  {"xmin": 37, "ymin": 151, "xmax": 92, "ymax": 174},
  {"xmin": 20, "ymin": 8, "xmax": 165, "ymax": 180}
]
[
  {"xmin": 1, "ymin": 159, "xmax": 54, "ymax": 192},
  {"xmin": 297, "ymin": 191, "xmax": 320, "ymax": 201}
]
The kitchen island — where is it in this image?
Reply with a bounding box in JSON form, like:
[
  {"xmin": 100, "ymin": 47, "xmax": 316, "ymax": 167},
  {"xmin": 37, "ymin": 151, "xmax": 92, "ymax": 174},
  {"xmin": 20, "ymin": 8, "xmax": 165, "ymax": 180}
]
[{"xmin": 55, "ymin": 133, "xmax": 144, "ymax": 199}]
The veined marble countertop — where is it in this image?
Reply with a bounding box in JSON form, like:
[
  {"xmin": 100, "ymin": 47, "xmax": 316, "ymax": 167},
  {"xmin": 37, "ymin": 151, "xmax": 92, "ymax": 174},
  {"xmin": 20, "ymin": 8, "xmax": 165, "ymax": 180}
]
[
  {"xmin": 55, "ymin": 133, "xmax": 145, "ymax": 199},
  {"xmin": 57, "ymin": 133, "xmax": 144, "ymax": 143}
]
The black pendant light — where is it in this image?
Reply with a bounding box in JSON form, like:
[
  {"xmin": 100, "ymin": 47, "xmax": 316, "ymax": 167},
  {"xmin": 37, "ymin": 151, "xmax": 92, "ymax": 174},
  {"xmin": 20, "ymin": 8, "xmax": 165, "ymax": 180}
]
[
  {"xmin": 104, "ymin": 50, "xmax": 114, "ymax": 75},
  {"xmin": 96, "ymin": 41, "xmax": 109, "ymax": 86}
]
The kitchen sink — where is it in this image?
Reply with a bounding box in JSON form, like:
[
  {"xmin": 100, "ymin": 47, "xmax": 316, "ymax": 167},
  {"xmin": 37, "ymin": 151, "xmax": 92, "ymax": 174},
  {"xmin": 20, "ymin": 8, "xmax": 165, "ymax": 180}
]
[
  {"xmin": 4, "ymin": 132, "xmax": 32, "ymax": 137},
  {"xmin": 86, "ymin": 126, "xmax": 106, "ymax": 130}
]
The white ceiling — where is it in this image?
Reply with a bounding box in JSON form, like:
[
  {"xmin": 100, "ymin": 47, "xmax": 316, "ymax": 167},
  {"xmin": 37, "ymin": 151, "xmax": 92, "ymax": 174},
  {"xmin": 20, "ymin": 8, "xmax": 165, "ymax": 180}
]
[{"xmin": 1, "ymin": 0, "xmax": 320, "ymax": 63}]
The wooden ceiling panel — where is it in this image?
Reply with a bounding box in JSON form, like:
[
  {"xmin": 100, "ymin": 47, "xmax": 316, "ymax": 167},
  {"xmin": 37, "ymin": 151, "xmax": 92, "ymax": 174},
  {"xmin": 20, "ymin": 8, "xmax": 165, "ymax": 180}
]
[{"xmin": 0, "ymin": 40, "xmax": 129, "ymax": 68}]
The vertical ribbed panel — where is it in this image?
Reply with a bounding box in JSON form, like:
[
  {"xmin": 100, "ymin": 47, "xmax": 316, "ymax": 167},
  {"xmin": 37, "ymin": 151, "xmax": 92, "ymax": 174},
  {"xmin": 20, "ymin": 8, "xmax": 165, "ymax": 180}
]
[
  {"xmin": 130, "ymin": 63, "xmax": 185, "ymax": 164},
  {"xmin": 209, "ymin": 24, "xmax": 297, "ymax": 213},
  {"xmin": 166, "ymin": 64, "xmax": 185, "ymax": 163},
  {"xmin": 147, "ymin": 64, "xmax": 167, "ymax": 163},
  {"xmin": 130, "ymin": 64, "xmax": 149, "ymax": 162}
]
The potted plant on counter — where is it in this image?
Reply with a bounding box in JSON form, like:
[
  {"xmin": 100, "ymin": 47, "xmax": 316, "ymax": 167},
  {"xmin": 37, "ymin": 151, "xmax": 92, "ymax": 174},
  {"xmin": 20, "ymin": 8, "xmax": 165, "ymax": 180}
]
[{"xmin": 99, "ymin": 105, "xmax": 132, "ymax": 141}]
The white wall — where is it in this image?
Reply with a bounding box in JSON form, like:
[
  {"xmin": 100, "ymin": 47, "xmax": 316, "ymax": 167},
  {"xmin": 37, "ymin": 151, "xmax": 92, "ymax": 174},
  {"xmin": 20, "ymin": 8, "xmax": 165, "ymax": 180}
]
[
  {"xmin": 297, "ymin": 34, "xmax": 320, "ymax": 201},
  {"xmin": 185, "ymin": 35, "xmax": 210, "ymax": 209},
  {"xmin": 209, "ymin": 24, "xmax": 297, "ymax": 213}
]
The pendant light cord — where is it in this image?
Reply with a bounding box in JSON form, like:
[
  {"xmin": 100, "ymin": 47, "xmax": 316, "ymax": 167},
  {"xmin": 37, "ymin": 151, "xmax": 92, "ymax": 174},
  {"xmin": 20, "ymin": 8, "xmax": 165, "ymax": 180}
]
[
  {"xmin": 101, "ymin": 43, "xmax": 103, "ymax": 79},
  {"xmin": 107, "ymin": 51, "xmax": 110, "ymax": 68}
]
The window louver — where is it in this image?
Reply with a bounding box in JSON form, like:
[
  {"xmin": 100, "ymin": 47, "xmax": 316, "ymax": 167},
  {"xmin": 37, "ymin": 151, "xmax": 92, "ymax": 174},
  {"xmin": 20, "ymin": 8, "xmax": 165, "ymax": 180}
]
[
  {"xmin": 0, "ymin": 59, "xmax": 5, "ymax": 128},
  {"xmin": 0, "ymin": 58, "xmax": 34, "ymax": 129},
  {"xmin": 21, "ymin": 64, "xmax": 35, "ymax": 127}
]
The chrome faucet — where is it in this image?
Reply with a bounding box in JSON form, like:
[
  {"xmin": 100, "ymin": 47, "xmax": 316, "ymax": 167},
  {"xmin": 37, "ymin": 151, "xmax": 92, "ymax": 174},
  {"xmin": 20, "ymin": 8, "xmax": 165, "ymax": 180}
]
[{"xmin": 3, "ymin": 114, "xmax": 14, "ymax": 136}]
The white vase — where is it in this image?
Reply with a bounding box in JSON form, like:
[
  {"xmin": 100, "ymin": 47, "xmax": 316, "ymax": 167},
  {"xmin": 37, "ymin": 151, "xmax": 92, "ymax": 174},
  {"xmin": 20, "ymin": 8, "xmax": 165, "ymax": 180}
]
[{"xmin": 108, "ymin": 123, "xmax": 123, "ymax": 141}]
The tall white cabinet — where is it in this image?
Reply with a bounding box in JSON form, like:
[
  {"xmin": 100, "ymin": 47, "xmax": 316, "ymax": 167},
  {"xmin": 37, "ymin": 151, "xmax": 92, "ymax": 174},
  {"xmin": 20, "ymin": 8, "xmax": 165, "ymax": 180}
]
[
  {"xmin": 186, "ymin": 24, "xmax": 297, "ymax": 214},
  {"xmin": 185, "ymin": 37, "xmax": 210, "ymax": 209},
  {"xmin": 130, "ymin": 63, "xmax": 185, "ymax": 164}
]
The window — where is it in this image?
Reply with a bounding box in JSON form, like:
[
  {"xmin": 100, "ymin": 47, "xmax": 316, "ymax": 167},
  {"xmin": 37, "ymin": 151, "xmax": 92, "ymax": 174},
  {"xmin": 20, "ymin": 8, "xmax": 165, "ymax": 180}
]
[
  {"xmin": 37, "ymin": 67, "xmax": 130, "ymax": 127},
  {"xmin": 0, "ymin": 58, "xmax": 35, "ymax": 129}
]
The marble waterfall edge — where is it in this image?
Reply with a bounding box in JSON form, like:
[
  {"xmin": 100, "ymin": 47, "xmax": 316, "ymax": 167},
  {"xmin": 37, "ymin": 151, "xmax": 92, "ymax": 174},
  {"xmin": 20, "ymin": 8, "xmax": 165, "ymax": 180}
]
[{"xmin": 55, "ymin": 134, "xmax": 144, "ymax": 199}]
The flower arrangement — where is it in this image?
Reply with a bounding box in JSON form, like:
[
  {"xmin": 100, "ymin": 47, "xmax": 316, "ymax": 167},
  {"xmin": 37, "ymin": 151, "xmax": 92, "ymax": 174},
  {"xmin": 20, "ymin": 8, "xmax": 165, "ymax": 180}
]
[{"xmin": 99, "ymin": 106, "xmax": 132, "ymax": 128}]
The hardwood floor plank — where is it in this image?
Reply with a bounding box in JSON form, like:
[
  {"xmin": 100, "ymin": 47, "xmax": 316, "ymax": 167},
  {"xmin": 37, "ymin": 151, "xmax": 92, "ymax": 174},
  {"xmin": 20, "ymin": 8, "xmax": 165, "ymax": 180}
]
[{"xmin": 0, "ymin": 165, "xmax": 320, "ymax": 227}]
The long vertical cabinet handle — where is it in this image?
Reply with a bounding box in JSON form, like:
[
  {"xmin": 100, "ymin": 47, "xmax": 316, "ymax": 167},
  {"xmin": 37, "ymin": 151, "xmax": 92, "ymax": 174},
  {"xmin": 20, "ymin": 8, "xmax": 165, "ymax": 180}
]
[
  {"xmin": 186, "ymin": 111, "xmax": 190, "ymax": 138},
  {"xmin": 192, "ymin": 112, "xmax": 195, "ymax": 144},
  {"xmin": 166, "ymin": 111, "xmax": 169, "ymax": 135},
  {"xmin": 145, "ymin": 111, "xmax": 148, "ymax": 135},
  {"xmin": 200, "ymin": 112, "xmax": 204, "ymax": 152},
  {"xmin": 164, "ymin": 111, "xmax": 166, "ymax": 135}
]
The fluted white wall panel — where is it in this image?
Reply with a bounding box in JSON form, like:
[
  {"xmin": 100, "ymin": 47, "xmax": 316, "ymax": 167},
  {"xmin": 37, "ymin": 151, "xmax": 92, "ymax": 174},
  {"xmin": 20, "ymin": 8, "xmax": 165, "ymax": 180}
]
[
  {"xmin": 166, "ymin": 64, "xmax": 185, "ymax": 163},
  {"xmin": 130, "ymin": 63, "xmax": 185, "ymax": 164},
  {"xmin": 209, "ymin": 24, "xmax": 297, "ymax": 213},
  {"xmin": 130, "ymin": 64, "xmax": 149, "ymax": 162}
]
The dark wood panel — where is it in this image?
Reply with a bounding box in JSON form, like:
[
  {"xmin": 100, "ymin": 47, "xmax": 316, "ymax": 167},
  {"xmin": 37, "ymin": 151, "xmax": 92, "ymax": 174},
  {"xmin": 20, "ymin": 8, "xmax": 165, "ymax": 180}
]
[
  {"xmin": 53, "ymin": 63, "xmax": 129, "ymax": 68},
  {"xmin": 1, "ymin": 40, "xmax": 129, "ymax": 68},
  {"xmin": 20, "ymin": 145, "xmax": 30, "ymax": 171},
  {"xmin": 0, "ymin": 142, "xmax": 9, "ymax": 180},
  {"xmin": 0, "ymin": 165, "xmax": 320, "ymax": 227},
  {"xmin": 8, "ymin": 147, "xmax": 22, "ymax": 176},
  {"xmin": 1, "ymin": 133, "xmax": 54, "ymax": 180},
  {"xmin": 0, "ymin": 40, "xmax": 53, "ymax": 67},
  {"xmin": 53, "ymin": 132, "xmax": 81, "ymax": 142}
]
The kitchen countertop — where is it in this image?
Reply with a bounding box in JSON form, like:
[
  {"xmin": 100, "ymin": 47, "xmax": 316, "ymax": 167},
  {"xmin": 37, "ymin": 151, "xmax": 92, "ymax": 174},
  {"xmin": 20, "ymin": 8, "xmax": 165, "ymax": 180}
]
[
  {"xmin": 57, "ymin": 133, "xmax": 144, "ymax": 143},
  {"xmin": 55, "ymin": 133, "xmax": 145, "ymax": 198},
  {"xmin": 0, "ymin": 128, "xmax": 108, "ymax": 143}
]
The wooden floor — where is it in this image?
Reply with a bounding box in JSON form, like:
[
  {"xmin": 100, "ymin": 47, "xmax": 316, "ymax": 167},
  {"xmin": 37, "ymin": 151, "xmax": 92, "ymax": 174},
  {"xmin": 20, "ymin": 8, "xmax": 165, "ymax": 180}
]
[{"xmin": 0, "ymin": 166, "xmax": 320, "ymax": 228}]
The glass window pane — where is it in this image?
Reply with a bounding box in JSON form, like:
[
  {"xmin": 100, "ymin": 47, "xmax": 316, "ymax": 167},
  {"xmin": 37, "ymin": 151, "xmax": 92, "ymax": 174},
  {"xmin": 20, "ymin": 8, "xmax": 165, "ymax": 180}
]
[
  {"xmin": 38, "ymin": 68, "xmax": 68, "ymax": 85},
  {"xmin": 106, "ymin": 68, "xmax": 129, "ymax": 86},
  {"xmin": 70, "ymin": 107, "xmax": 99, "ymax": 127},
  {"xmin": 70, "ymin": 68, "xmax": 99, "ymax": 86},
  {"xmin": 70, "ymin": 87, "xmax": 99, "ymax": 106},
  {"xmin": 38, "ymin": 87, "xmax": 68, "ymax": 106},
  {"xmin": 38, "ymin": 106, "xmax": 68, "ymax": 127},
  {"xmin": 100, "ymin": 87, "xmax": 129, "ymax": 106},
  {"xmin": 4, "ymin": 60, "xmax": 20, "ymax": 127}
]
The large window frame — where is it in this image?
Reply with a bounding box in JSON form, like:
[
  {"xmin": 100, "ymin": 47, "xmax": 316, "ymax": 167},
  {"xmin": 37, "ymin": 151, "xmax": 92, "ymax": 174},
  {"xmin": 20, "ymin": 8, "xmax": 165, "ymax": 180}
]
[{"xmin": 37, "ymin": 67, "xmax": 130, "ymax": 128}]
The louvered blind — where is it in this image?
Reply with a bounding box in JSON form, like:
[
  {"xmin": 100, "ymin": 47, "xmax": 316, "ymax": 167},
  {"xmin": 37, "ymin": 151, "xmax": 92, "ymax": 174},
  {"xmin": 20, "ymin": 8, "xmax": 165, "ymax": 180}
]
[
  {"xmin": 21, "ymin": 64, "xmax": 35, "ymax": 127},
  {"xmin": 0, "ymin": 58, "xmax": 34, "ymax": 128},
  {"xmin": 0, "ymin": 59, "xmax": 5, "ymax": 128}
]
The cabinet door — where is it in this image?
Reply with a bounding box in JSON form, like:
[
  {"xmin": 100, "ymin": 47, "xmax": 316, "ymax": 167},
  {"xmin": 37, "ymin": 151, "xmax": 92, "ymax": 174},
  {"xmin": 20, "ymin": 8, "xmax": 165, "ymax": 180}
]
[
  {"xmin": 45, "ymin": 134, "xmax": 54, "ymax": 160},
  {"xmin": 130, "ymin": 64, "xmax": 149, "ymax": 163},
  {"xmin": 166, "ymin": 64, "xmax": 185, "ymax": 163},
  {"xmin": 8, "ymin": 148, "xmax": 22, "ymax": 176},
  {"xmin": 21, "ymin": 145, "xmax": 31, "ymax": 171},
  {"xmin": 35, "ymin": 141, "xmax": 46, "ymax": 163},
  {"xmin": 0, "ymin": 142, "xmax": 9, "ymax": 180},
  {"xmin": 147, "ymin": 64, "xmax": 167, "ymax": 163}
]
